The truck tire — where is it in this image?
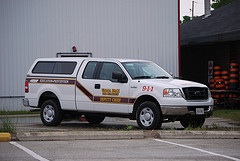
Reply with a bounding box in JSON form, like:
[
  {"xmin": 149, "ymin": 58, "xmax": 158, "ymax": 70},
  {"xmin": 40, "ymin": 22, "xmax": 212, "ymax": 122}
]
[
  {"xmin": 85, "ymin": 114, "xmax": 105, "ymax": 124},
  {"xmin": 136, "ymin": 101, "xmax": 162, "ymax": 130},
  {"xmin": 40, "ymin": 99, "xmax": 63, "ymax": 126},
  {"xmin": 180, "ymin": 117, "xmax": 205, "ymax": 128}
]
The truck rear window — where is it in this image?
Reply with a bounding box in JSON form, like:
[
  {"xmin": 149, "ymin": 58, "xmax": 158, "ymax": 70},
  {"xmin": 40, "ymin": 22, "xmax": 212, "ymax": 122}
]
[{"xmin": 32, "ymin": 61, "xmax": 77, "ymax": 74}]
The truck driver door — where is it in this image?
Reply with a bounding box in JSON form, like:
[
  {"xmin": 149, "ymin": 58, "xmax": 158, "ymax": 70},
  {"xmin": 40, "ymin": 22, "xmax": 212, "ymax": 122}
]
[{"xmin": 93, "ymin": 61, "xmax": 130, "ymax": 113}]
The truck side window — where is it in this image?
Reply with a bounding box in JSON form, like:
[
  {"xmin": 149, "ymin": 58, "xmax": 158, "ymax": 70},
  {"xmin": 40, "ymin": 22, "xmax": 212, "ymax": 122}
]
[
  {"xmin": 32, "ymin": 62, "xmax": 55, "ymax": 74},
  {"xmin": 99, "ymin": 62, "xmax": 125, "ymax": 82},
  {"xmin": 32, "ymin": 61, "xmax": 76, "ymax": 74},
  {"xmin": 53, "ymin": 62, "xmax": 76, "ymax": 74},
  {"xmin": 82, "ymin": 61, "xmax": 97, "ymax": 79}
]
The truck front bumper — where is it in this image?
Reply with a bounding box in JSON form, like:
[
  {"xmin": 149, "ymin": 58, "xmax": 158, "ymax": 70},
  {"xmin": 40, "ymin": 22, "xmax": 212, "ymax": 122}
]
[{"xmin": 161, "ymin": 105, "xmax": 213, "ymax": 117}]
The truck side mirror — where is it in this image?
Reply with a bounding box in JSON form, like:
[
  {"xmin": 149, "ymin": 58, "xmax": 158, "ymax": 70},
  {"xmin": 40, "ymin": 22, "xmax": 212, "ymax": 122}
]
[{"xmin": 112, "ymin": 71, "xmax": 128, "ymax": 83}]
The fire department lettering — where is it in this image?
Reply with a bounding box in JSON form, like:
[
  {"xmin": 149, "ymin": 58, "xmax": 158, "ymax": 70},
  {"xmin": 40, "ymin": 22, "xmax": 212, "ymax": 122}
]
[
  {"xmin": 102, "ymin": 88, "xmax": 120, "ymax": 96},
  {"xmin": 39, "ymin": 79, "xmax": 69, "ymax": 84}
]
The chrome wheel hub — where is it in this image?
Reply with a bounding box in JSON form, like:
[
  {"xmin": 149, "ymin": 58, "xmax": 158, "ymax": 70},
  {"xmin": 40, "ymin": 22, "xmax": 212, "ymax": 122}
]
[
  {"xmin": 139, "ymin": 107, "xmax": 154, "ymax": 127},
  {"xmin": 43, "ymin": 105, "xmax": 55, "ymax": 122}
]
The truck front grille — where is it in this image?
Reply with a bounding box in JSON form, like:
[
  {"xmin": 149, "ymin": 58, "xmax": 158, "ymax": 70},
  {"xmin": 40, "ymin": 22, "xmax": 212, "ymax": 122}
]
[{"xmin": 182, "ymin": 87, "xmax": 208, "ymax": 100}]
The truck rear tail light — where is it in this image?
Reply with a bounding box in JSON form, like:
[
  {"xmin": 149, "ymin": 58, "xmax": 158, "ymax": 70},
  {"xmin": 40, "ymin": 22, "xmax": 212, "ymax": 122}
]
[{"xmin": 25, "ymin": 80, "xmax": 29, "ymax": 93}]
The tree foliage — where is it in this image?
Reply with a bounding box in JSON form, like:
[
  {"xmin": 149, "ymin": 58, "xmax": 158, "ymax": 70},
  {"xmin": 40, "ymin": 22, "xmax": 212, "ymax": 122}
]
[
  {"xmin": 211, "ymin": 0, "xmax": 235, "ymax": 9},
  {"xmin": 182, "ymin": 16, "xmax": 191, "ymax": 23}
]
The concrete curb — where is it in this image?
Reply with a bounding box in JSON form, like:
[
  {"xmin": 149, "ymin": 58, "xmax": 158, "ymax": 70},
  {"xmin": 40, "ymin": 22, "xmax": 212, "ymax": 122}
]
[
  {"xmin": 17, "ymin": 130, "xmax": 144, "ymax": 141},
  {"xmin": 15, "ymin": 130, "xmax": 240, "ymax": 141},
  {"xmin": 0, "ymin": 133, "xmax": 11, "ymax": 142},
  {"xmin": 145, "ymin": 130, "xmax": 240, "ymax": 139}
]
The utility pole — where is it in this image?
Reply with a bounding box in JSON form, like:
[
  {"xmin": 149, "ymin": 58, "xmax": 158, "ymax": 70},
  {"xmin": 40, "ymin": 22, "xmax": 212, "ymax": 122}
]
[{"xmin": 191, "ymin": 1, "xmax": 197, "ymax": 19}]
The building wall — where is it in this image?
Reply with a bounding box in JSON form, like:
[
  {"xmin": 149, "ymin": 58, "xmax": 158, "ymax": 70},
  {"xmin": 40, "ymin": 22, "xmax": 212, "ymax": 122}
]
[{"xmin": 0, "ymin": 0, "xmax": 179, "ymax": 111}]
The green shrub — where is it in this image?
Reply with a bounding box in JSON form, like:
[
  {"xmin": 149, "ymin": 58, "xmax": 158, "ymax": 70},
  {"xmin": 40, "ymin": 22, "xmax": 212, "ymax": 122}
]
[{"xmin": 0, "ymin": 117, "xmax": 16, "ymax": 133}]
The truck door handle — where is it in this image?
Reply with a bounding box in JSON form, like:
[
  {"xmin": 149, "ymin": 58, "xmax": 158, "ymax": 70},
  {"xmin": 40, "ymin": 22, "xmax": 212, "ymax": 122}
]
[{"xmin": 95, "ymin": 84, "xmax": 100, "ymax": 89}]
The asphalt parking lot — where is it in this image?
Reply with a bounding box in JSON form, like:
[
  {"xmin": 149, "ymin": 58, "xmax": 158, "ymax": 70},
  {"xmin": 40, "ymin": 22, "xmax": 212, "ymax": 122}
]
[
  {"xmin": 2, "ymin": 139, "xmax": 240, "ymax": 161},
  {"xmin": 1, "ymin": 114, "xmax": 240, "ymax": 160},
  {"xmin": 1, "ymin": 115, "xmax": 240, "ymax": 141}
]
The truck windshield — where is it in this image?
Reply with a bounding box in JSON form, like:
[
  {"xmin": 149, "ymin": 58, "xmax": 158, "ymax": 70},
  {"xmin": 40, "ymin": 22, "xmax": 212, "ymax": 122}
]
[{"xmin": 122, "ymin": 61, "xmax": 172, "ymax": 79}]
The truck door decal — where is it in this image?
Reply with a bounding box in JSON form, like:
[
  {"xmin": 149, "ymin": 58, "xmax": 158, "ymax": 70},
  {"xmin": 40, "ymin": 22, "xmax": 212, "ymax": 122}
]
[
  {"xmin": 76, "ymin": 81, "xmax": 135, "ymax": 104},
  {"xmin": 76, "ymin": 81, "xmax": 94, "ymax": 101}
]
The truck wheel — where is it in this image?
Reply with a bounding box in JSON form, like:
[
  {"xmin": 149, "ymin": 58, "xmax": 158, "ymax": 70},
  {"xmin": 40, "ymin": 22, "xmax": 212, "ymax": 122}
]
[
  {"xmin": 136, "ymin": 101, "xmax": 162, "ymax": 130},
  {"xmin": 180, "ymin": 117, "xmax": 205, "ymax": 128},
  {"xmin": 40, "ymin": 99, "xmax": 63, "ymax": 126},
  {"xmin": 85, "ymin": 114, "xmax": 105, "ymax": 124}
]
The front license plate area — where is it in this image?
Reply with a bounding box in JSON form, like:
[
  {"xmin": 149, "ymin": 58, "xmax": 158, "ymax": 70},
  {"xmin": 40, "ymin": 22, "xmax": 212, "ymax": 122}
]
[{"xmin": 196, "ymin": 108, "xmax": 204, "ymax": 115}]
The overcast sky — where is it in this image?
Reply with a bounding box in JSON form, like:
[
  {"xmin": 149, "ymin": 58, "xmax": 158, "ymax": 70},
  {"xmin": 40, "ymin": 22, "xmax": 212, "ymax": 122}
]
[{"xmin": 180, "ymin": 0, "xmax": 210, "ymax": 20}]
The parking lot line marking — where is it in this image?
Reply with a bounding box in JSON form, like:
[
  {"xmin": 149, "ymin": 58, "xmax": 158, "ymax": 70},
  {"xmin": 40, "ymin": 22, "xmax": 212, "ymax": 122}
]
[
  {"xmin": 154, "ymin": 139, "xmax": 240, "ymax": 161},
  {"xmin": 10, "ymin": 141, "xmax": 49, "ymax": 161}
]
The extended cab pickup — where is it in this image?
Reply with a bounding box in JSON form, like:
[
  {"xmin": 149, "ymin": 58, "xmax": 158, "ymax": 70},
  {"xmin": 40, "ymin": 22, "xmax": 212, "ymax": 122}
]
[{"xmin": 23, "ymin": 58, "xmax": 214, "ymax": 129}]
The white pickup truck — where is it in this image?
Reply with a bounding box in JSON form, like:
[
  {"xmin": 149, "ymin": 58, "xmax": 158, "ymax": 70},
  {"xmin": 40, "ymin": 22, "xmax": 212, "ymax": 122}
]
[{"xmin": 23, "ymin": 57, "xmax": 213, "ymax": 130}]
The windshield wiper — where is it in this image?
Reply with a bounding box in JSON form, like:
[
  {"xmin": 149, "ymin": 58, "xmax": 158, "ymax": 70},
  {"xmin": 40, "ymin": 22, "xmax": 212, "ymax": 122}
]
[
  {"xmin": 133, "ymin": 76, "xmax": 151, "ymax": 79},
  {"xmin": 154, "ymin": 76, "xmax": 169, "ymax": 79}
]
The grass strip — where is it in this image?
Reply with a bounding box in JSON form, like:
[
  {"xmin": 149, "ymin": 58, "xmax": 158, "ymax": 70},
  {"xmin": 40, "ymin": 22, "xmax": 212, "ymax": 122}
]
[{"xmin": 213, "ymin": 109, "xmax": 240, "ymax": 122}]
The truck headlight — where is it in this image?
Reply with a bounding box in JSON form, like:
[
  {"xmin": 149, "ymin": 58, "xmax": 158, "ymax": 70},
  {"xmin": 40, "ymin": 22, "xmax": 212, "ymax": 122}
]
[{"xmin": 163, "ymin": 88, "xmax": 183, "ymax": 98}]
